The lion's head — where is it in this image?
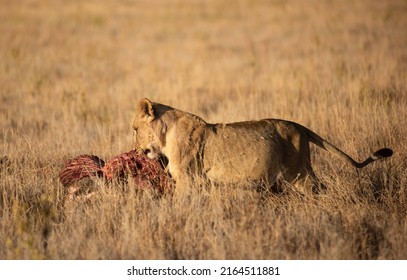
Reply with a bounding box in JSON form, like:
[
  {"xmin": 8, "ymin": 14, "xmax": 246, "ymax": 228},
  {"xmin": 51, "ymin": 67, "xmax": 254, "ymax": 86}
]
[{"xmin": 133, "ymin": 98, "xmax": 172, "ymax": 159}]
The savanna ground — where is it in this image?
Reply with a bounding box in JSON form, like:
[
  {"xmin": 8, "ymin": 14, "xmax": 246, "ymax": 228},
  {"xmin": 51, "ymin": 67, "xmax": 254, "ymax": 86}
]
[{"xmin": 0, "ymin": 0, "xmax": 406, "ymax": 260}]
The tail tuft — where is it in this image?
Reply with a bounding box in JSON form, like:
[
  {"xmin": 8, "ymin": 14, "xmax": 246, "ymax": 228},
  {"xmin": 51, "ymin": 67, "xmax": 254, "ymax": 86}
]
[{"xmin": 373, "ymin": 148, "xmax": 393, "ymax": 159}]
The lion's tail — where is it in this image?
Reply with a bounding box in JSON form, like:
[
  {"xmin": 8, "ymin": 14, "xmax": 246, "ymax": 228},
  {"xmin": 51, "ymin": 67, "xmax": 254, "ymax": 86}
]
[{"xmin": 303, "ymin": 126, "xmax": 393, "ymax": 168}]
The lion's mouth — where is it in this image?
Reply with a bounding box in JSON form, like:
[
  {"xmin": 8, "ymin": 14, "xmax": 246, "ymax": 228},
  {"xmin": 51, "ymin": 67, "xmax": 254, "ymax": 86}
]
[
  {"xmin": 143, "ymin": 148, "xmax": 151, "ymax": 155},
  {"xmin": 134, "ymin": 148, "xmax": 151, "ymax": 155},
  {"xmin": 143, "ymin": 148, "xmax": 159, "ymax": 160}
]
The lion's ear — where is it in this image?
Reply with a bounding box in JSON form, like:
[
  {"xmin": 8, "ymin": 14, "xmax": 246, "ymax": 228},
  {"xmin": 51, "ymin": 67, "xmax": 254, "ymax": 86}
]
[{"xmin": 137, "ymin": 98, "xmax": 155, "ymax": 122}]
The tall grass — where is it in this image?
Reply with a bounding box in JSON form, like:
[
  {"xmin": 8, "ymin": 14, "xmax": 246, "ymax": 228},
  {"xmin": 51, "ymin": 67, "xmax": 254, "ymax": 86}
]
[{"xmin": 0, "ymin": 0, "xmax": 406, "ymax": 259}]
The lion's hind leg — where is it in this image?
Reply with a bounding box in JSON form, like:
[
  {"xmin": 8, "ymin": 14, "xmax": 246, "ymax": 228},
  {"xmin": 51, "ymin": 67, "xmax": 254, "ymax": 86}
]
[{"xmin": 294, "ymin": 163, "xmax": 327, "ymax": 194}]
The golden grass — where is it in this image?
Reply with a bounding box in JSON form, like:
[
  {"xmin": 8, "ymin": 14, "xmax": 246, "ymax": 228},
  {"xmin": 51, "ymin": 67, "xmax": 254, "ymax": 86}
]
[{"xmin": 0, "ymin": 0, "xmax": 406, "ymax": 259}]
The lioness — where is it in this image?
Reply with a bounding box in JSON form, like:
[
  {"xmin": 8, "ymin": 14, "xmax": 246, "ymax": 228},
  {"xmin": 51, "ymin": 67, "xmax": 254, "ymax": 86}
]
[{"xmin": 133, "ymin": 98, "xmax": 393, "ymax": 191}]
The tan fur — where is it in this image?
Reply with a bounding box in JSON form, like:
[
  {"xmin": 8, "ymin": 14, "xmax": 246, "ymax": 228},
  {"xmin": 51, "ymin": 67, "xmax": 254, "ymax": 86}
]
[{"xmin": 133, "ymin": 98, "xmax": 393, "ymax": 191}]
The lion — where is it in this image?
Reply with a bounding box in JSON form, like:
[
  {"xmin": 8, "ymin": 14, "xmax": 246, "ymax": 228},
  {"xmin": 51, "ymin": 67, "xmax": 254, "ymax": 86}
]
[{"xmin": 133, "ymin": 98, "xmax": 393, "ymax": 192}]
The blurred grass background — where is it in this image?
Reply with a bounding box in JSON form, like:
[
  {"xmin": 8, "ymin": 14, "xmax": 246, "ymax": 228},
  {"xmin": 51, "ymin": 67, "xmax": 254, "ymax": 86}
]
[{"xmin": 0, "ymin": 0, "xmax": 406, "ymax": 259}]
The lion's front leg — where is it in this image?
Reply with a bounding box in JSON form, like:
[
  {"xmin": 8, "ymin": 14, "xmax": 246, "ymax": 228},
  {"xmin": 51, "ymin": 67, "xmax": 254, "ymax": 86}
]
[
  {"xmin": 168, "ymin": 154, "xmax": 203, "ymax": 194},
  {"xmin": 167, "ymin": 164, "xmax": 196, "ymax": 195}
]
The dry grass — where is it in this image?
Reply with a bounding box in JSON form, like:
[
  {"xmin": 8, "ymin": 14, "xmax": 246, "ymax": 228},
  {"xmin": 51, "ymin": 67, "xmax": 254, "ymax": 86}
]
[{"xmin": 1, "ymin": 0, "xmax": 406, "ymax": 259}]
